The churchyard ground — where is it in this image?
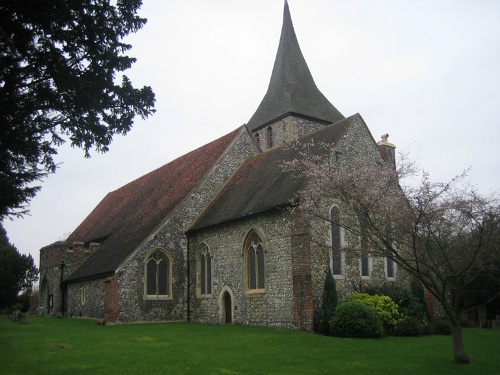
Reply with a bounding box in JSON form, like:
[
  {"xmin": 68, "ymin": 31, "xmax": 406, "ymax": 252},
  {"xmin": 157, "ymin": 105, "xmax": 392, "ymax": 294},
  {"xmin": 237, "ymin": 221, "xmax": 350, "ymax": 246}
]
[{"xmin": 1, "ymin": 316, "xmax": 499, "ymax": 374}]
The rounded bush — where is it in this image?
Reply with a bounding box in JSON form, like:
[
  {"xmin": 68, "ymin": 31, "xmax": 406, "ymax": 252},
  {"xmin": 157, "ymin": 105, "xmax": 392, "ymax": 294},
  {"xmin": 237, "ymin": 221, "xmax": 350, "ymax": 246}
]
[
  {"xmin": 393, "ymin": 317, "xmax": 422, "ymax": 337},
  {"xmin": 350, "ymin": 292, "xmax": 403, "ymax": 334},
  {"xmin": 329, "ymin": 301, "xmax": 383, "ymax": 338}
]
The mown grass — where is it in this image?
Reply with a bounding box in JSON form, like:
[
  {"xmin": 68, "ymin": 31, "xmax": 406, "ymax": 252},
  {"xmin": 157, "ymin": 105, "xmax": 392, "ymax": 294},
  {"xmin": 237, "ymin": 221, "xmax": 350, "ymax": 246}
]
[{"xmin": 1, "ymin": 316, "xmax": 499, "ymax": 375}]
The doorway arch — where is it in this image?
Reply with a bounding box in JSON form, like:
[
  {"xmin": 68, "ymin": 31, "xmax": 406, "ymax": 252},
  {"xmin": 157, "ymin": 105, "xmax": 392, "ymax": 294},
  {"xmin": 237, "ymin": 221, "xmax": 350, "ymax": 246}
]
[{"xmin": 219, "ymin": 287, "xmax": 234, "ymax": 324}]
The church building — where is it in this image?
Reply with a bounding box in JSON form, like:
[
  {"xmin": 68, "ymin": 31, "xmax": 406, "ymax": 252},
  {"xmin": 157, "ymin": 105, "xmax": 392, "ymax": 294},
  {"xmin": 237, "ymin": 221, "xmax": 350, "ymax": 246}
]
[{"xmin": 39, "ymin": 1, "xmax": 406, "ymax": 330}]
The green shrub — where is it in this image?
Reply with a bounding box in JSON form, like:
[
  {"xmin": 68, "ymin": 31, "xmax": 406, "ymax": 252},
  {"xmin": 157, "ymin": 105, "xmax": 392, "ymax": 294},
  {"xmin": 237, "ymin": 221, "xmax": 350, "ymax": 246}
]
[
  {"xmin": 13, "ymin": 294, "xmax": 30, "ymax": 313},
  {"xmin": 329, "ymin": 301, "xmax": 383, "ymax": 338},
  {"xmin": 433, "ymin": 319, "xmax": 451, "ymax": 335},
  {"xmin": 365, "ymin": 282, "xmax": 428, "ymax": 322},
  {"xmin": 393, "ymin": 317, "xmax": 422, "ymax": 337},
  {"xmin": 350, "ymin": 292, "xmax": 403, "ymax": 334}
]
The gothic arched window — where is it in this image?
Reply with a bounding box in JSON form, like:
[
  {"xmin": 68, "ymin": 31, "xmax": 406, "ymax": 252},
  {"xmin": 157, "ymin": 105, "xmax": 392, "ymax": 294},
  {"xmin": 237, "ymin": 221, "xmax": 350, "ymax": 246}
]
[
  {"xmin": 145, "ymin": 249, "xmax": 172, "ymax": 299},
  {"xmin": 198, "ymin": 244, "xmax": 212, "ymax": 296},
  {"xmin": 245, "ymin": 231, "xmax": 265, "ymax": 290}
]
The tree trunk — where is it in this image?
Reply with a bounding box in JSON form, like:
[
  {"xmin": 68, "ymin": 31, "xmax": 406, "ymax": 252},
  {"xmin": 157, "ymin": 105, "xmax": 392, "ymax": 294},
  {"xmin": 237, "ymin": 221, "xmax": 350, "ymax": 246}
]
[{"xmin": 451, "ymin": 324, "xmax": 470, "ymax": 364}]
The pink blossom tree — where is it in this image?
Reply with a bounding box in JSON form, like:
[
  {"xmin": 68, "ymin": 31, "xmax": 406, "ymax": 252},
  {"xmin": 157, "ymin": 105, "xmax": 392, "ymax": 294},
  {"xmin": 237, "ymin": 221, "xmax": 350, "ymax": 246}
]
[{"xmin": 284, "ymin": 142, "xmax": 500, "ymax": 364}]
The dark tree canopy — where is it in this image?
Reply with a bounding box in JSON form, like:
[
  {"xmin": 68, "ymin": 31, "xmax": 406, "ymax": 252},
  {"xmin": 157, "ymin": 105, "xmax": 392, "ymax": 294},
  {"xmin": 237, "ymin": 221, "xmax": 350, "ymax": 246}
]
[
  {"xmin": 0, "ymin": 224, "xmax": 38, "ymax": 309},
  {"xmin": 0, "ymin": 0, "xmax": 156, "ymax": 218}
]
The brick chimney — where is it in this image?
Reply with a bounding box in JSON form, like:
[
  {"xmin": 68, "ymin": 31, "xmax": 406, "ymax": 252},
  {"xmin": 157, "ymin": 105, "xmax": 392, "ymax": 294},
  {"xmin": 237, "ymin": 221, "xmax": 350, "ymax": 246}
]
[{"xmin": 377, "ymin": 134, "xmax": 396, "ymax": 169}]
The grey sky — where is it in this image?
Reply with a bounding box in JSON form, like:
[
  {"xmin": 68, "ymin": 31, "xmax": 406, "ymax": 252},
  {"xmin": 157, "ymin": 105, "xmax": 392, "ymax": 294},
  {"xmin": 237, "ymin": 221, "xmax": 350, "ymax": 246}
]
[{"xmin": 4, "ymin": 1, "xmax": 500, "ymax": 269}]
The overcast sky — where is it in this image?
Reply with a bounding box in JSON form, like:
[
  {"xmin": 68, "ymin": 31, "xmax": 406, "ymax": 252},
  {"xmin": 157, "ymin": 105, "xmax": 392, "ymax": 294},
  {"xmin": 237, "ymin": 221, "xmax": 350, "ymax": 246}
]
[{"xmin": 3, "ymin": 0, "xmax": 500, "ymax": 269}]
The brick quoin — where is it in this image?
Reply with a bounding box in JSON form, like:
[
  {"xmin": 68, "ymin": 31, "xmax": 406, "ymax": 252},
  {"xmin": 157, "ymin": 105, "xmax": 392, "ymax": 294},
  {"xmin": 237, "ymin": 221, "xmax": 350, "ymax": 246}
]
[
  {"xmin": 291, "ymin": 212, "xmax": 313, "ymax": 331},
  {"xmin": 104, "ymin": 273, "xmax": 121, "ymax": 322}
]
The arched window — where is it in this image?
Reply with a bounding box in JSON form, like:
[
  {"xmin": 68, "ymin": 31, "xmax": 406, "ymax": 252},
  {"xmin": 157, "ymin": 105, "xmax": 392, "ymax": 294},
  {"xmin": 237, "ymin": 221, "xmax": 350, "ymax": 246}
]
[
  {"xmin": 198, "ymin": 244, "xmax": 212, "ymax": 296},
  {"xmin": 331, "ymin": 206, "xmax": 343, "ymax": 276},
  {"xmin": 145, "ymin": 249, "xmax": 172, "ymax": 299},
  {"xmin": 245, "ymin": 231, "xmax": 265, "ymax": 290},
  {"xmin": 254, "ymin": 132, "xmax": 260, "ymax": 146},
  {"xmin": 267, "ymin": 126, "xmax": 273, "ymax": 148}
]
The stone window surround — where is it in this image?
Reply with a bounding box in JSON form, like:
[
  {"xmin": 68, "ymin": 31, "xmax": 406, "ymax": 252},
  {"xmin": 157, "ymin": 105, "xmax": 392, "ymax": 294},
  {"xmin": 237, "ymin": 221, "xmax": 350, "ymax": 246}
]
[
  {"xmin": 196, "ymin": 243, "xmax": 213, "ymax": 298},
  {"xmin": 328, "ymin": 204, "xmax": 346, "ymax": 279},
  {"xmin": 79, "ymin": 286, "xmax": 86, "ymax": 305},
  {"xmin": 143, "ymin": 248, "xmax": 173, "ymax": 301},
  {"xmin": 243, "ymin": 228, "xmax": 267, "ymax": 294}
]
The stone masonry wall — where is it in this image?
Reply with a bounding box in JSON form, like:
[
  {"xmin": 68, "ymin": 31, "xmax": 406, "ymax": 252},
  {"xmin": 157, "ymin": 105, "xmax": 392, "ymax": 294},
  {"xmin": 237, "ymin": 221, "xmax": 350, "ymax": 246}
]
[
  {"xmin": 39, "ymin": 242, "xmax": 97, "ymax": 316},
  {"xmin": 67, "ymin": 277, "xmax": 106, "ymax": 318},
  {"xmin": 309, "ymin": 115, "xmax": 412, "ymax": 320},
  {"xmin": 255, "ymin": 115, "xmax": 327, "ymax": 151},
  {"xmin": 115, "ymin": 128, "xmax": 261, "ymax": 322},
  {"xmin": 188, "ymin": 210, "xmax": 295, "ymax": 328}
]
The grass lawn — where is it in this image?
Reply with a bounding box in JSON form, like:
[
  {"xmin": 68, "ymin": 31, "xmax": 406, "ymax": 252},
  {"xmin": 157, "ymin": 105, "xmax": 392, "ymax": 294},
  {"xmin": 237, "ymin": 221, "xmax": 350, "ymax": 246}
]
[{"xmin": 1, "ymin": 316, "xmax": 499, "ymax": 375}]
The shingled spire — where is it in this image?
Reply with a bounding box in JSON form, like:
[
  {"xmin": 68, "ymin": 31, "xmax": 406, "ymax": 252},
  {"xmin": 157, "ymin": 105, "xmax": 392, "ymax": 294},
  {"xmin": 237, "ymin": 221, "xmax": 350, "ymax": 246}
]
[{"xmin": 247, "ymin": 1, "xmax": 344, "ymax": 132}]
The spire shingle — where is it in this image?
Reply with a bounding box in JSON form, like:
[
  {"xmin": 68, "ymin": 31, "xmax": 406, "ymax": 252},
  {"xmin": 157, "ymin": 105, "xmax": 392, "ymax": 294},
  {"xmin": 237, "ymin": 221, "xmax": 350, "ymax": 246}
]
[{"xmin": 247, "ymin": 1, "xmax": 344, "ymax": 131}]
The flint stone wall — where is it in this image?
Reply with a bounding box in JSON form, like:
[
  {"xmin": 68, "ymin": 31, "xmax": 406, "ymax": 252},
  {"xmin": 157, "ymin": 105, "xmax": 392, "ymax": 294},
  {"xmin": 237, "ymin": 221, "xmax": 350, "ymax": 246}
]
[
  {"xmin": 256, "ymin": 115, "xmax": 327, "ymax": 150},
  {"xmin": 67, "ymin": 277, "xmax": 106, "ymax": 318},
  {"xmin": 188, "ymin": 209, "xmax": 295, "ymax": 328},
  {"xmin": 115, "ymin": 128, "xmax": 260, "ymax": 322}
]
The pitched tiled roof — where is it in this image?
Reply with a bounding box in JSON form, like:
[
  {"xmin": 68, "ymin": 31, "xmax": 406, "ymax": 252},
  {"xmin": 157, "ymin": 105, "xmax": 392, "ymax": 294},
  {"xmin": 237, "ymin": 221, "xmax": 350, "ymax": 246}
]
[
  {"xmin": 190, "ymin": 117, "xmax": 353, "ymax": 231},
  {"xmin": 65, "ymin": 127, "xmax": 243, "ymax": 282},
  {"xmin": 246, "ymin": 1, "xmax": 344, "ymax": 131}
]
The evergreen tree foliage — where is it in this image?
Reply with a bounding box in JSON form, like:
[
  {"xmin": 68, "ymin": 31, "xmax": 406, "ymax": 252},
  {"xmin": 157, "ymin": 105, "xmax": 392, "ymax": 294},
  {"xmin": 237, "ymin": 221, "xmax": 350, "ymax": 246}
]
[
  {"xmin": 0, "ymin": 0, "xmax": 156, "ymax": 218},
  {"xmin": 318, "ymin": 267, "xmax": 338, "ymax": 335},
  {"xmin": 0, "ymin": 224, "xmax": 38, "ymax": 309}
]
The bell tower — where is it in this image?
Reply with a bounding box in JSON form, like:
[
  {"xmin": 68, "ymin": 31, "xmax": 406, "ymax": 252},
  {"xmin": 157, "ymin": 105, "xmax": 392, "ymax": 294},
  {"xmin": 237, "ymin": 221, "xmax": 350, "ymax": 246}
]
[{"xmin": 247, "ymin": 1, "xmax": 344, "ymax": 150}]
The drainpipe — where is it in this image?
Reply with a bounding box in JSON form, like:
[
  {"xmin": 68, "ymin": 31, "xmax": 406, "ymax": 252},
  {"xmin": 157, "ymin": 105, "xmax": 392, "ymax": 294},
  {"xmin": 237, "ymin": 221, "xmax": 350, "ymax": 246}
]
[
  {"xmin": 186, "ymin": 235, "xmax": 190, "ymax": 322},
  {"xmin": 59, "ymin": 261, "xmax": 65, "ymax": 317}
]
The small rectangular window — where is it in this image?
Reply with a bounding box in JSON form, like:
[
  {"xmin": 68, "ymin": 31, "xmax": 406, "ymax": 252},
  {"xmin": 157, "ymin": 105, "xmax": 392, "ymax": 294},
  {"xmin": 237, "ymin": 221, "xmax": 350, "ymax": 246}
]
[
  {"xmin": 361, "ymin": 255, "xmax": 370, "ymax": 277},
  {"xmin": 386, "ymin": 257, "xmax": 395, "ymax": 279},
  {"xmin": 80, "ymin": 287, "xmax": 86, "ymax": 305}
]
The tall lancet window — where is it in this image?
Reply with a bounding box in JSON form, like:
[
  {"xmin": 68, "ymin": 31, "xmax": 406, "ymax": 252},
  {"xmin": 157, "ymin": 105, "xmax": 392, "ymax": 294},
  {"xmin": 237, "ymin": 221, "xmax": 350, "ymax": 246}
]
[
  {"xmin": 145, "ymin": 249, "xmax": 172, "ymax": 299},
  {"xmin": 245, "ymin": 231, "xmax": 265, "ymax": 290},
  {"xmin": 360, "ymin": 225, "xmax": 372, "ymax": 279},
  {"xmin": 198, "ymin": 244, "xmax": 212, "ymax": 296},
  {"xmin": 331, "ymin": 206, "xmax": 343, "ymax": 276},
  {"xmin": 267, "ymin": 126, "xmax": 274, "ymax": 148}
]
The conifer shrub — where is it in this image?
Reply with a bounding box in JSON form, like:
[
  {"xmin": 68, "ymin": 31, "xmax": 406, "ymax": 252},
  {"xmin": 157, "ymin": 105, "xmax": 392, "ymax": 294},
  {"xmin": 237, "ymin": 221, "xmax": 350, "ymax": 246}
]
[
  {"xmin": 329, "ymin": 301, "xmax": 383, "ymax": 338},
  {"xmin": 317, "ymin": 268, "xmax": 338, "ymax": 335},
  {"xmin": 350, "ymin": 292, "xmax": 403, "ymax": 334}
]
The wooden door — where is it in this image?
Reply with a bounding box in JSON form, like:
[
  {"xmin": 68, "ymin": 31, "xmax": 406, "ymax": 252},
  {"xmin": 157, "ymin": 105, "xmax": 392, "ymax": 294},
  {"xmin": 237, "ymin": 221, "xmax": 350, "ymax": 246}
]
[{"xmin": 224, "ymin": 292, "xmax": 232, "ymax": 324}]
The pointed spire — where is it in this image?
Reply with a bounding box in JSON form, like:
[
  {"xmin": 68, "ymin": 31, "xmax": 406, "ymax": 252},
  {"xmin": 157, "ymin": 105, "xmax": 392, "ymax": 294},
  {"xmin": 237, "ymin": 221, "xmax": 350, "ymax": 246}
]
[{"xmin": 247, "ymin": 1, "xmax": 344, "ymax": 131}]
